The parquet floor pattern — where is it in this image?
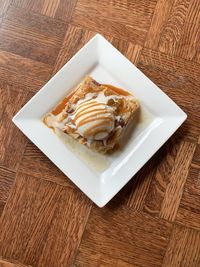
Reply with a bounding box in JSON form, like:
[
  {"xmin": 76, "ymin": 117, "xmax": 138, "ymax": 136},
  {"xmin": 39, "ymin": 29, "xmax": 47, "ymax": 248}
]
[{"xmin": 0, "ymin": 0, "xmax": 200, "ymax": 266}]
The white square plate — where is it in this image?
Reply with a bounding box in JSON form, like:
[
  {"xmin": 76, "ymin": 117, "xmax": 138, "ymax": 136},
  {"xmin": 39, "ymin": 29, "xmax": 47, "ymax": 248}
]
[{"xmin": 13, "ymin": 34, "xmax": 187, "ymax": 207}]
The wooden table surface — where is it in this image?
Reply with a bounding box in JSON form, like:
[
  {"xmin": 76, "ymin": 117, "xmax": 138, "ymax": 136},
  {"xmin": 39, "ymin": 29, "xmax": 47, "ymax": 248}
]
[{"xmin": 0, "ymin": 0, "xmax": 200, "ymax": 266}]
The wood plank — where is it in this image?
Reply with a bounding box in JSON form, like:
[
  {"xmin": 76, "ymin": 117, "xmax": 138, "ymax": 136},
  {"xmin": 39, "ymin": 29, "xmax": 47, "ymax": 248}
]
[
  {"xmin": 160, "ymin": 142, "xmax": 195, "ymax": 221},
  {"xmin": 5, "ymin": 6, "xmax": 66, "ymax": 39},
  {"xmin": 152, "ymin": 0, "xmax": 190, "ymax": 51},
  {"xmin": 12, "ymin": 0, "xmax": 43, "ymax": 14},
  {"xmin": 175, "ymin": 144, "xmax": 200, "ymax": 231},
  {"xmin": 138, "ymin": 47, "xmax": 200, "ymax": 86},
  {"xmin": 72, "ymin": 0, "xmax": 157, "ymax": 44},
  {"xmin": 107, "ymin": 157, "xmax": 156, "ymax": 208},
  {"xmin": 0, "ymin": 6, "xmax": 66, "ymax": 65},
  {"xmin": 0, "ymin": 202, "xmax": 4, "ymax": 216},
  {"xmin": 0, "ymin": 257, "xmax": 32, "ymax": 267},
  {"xmin": 75, "ymin": 206, "xmax": 172, "ymax": 267},
  {"xmin": 53, "ymin": 24, "xmax": 142, "ymax": 76},
  {"xmin": 13, "ymin": 0, "xmax": 77, "ymax": 22},
  {"xmin": 125, "ymin": 43, "xmax": 142, "ymax": 65},
  {"xmin": 0, "ymin": 165, "xmax": 15, "ymax": 215},
  {"xmin": 19, "ymin": 141, "xmax": 75, "ymax": 188},
  {"xmin": 158, "ymin": 0, "xmax": 200, "ymax": 63},
  {"xmin": 162, "ymin": 224, "xmax": 200, "ymax": 267},
  {"xmin": 53, "ymin": 25, "xmax": 95, "ymax": 74},
  {"xmin": 184, "ymin": 166, "xmax": 200, "ymax": 195},
  {"xmin": 0, "ymin": 50, "xmax": 52, "ymax": 92},
  {"xmin": 126, "ymin": 155, "xmax": 157, "ymax": 209},
  {"xmin": 184, "ymin": 144, "xmax": 200, "ymax": 195},
  {"xmin": 176, "ymin": 204, "xmax": 200, "ymax": 232},
  {"xmin": 105, "ymin": 36, "xmax": 142, "ymax": 66},
  {"xmin": 54, "ymin": 0, "xmax": 77, "ymax": 22},
  {"xmin": 137, "ymin": 48, "xmax": 200, "ymax": 142},
  {"xmin": 191, "ymin": 144, "xmax": 200, "ymax": 169},
  {"xmin": 0, "ymin": 86, "xmax": 31, "ymax": 170},
  {"xmin": 158, "ymin": 84, "xmax": 200, "ymax": 143},
  {"xmin": 145, "ymin": 0, "xmax": 174, "ymax": 49},
  {"xmin": 158, "ymin": 0, "xmax": 190, "ymax": 52},
  {"xmin": 41, "ymin": 0, "xmax": 60, "ymax": 17},
  {"xmin": 146, "ymin": 0, "xmax": 200, "ymax": 63},
  {"xmin": 0, "ymin": 172, "xmax": 91, "ymax": 267},
  {"xmin": 143, "ymin": 132, "xmax": 181, "ymax": 216},
  {"xmin": 0, "ymin": 81, "xmax": 9, "ymax": 120},
  {"xmin": 0, "ymin": 166, "xmax": 15, "ymax": 202},
  {"xmin": 74, "ymin": 258, "xmax": 136, "ymax": 267},
  {"xmin": 107, "ymin": 173, "xmax": 141, "ymax": 207}
]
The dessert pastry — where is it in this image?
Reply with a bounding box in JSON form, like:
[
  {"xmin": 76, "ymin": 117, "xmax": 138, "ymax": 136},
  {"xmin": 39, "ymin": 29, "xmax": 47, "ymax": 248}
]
[{"xmin": 44, "ymin": 76, "xmax": 140, "ymax": 153}]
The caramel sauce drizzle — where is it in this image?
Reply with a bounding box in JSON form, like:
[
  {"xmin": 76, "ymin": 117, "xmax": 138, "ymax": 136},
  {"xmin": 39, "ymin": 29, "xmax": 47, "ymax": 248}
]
[
  {"xmin": 77, "ymin": 98, "xmax": 96, "ymax": 107},
  {"xmin": 74, "ymin": 108, "xmax": 107, "ymax": 122},
  {"xmin": 103, "ymin": 84, "xmax": 131, "ymax": 96},
  {"xmin": 84, "ymin": 121, "xmax": 110, "ymax": 137},
  {"xmin": 74, "ymin": 101, "xmax": 102, "ymax": 116},
  {"xmin": 77, "ymin": 116, "xmax": 113, "ymax": 127},
  {"xmin": 52, "ymin": 89, "xmax": 76, "ymax": 115}
]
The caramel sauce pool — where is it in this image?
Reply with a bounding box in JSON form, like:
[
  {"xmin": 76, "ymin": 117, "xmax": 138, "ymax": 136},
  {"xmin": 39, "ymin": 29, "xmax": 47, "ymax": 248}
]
[
  {"xmin": 103, "ymin": 84, "xmax": 131, "ymax": 96},
  {"xmin": 52, "ymin": 90, "xmax": 75, "ymax": 115}
]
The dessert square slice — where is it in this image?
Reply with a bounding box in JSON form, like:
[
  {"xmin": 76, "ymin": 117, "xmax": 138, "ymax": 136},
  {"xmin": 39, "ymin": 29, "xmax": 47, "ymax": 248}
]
[{"xmin": 44, "ymin": 76, "xmax": 139, "ymax": 153}]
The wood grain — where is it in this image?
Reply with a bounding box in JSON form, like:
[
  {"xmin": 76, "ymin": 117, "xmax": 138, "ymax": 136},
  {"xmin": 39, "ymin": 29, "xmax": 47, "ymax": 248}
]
[
  {"xmin": 53, "ymin": 25, "xmax": 95, "ymax": 74},
  {"xmin": 158, "ymin": 0, "xmax": 191, "ymax": 54},
  {"xmin": 0, "ymin": 50, "xmax": 52, "ymax": 92},
  {"xmin": 0, "ymin": 6, "xmax": 68, "ymax": 90},
  {"xmin": 160, "ymin": 141, "xmax": 195, "ymax": 221},
  {"xmin": 137, "ymin": 48, "xmax": 200, "ymax": 142},
  {"xmin": 143, "ymin": 132, "xmax": 182, "ymax": 216},
  {"xmin": 159, "ymin": 0, "xmax": 200, "ymax": 63},
  {"xmin": 105, "ymin": 36, "xmax": 142, "ymax": 66},
  {"xmin": 0, "ymin": 81, "xmax": 9, "ymax": 120},
  {"xmin": 191, "ymin": 143, "xmax": 200, "ymax": 168},
  {"xmin": 0, "ymin": 172, "xmax": 91, "ymax": 267},
  {"xmin": 0, "ymin": 87, "xmax": 31, "ymax": 170},
  {"xmin": 74, "ymin": 205, "xmax": 172, "ymax": 267},
  {"xmin": 175, "ymin": 144, "xmax": 200, "ymax": 231},
  {"xmin": 176, "ymin": 191, "xmax": 200, "ymax": 231},
  {"xmin": 126, "ymin": 156, "xmax": 157, "ymax": 209},
  {"xmin": 125, "ymin": 43, "xmax": 142, "ymax": 65},
  {"xmin": 160, "ymin": 84, "xmax": 200, "ymax": 140},
  {"xmin": 145, "ymin": 0, "xmax": 174, "ymax": 49},
  {"xmin": 0, "ymin": 0, "xmax": 200, "ymax": 266},
  {"xmin": 0, "ymin": 257, "xmax": 32, "ymax": 267},
  {"xmin": 0, "ymin": 6, "xmax": 66, "ymax": 65},
  {"xmin": 5, "ymin": 6, "xmax": 66, "ymax": 44},
  {"xmin": 0, "ymin": 166, "xmax": 15, "ymax": 202},
  {"xmin": 72, "ymin": 0, "xmax": 157, "ymax": 44},
  {"xmin": 19, "ymin": 141, "xmax": 75, "ymax": 188},
  {"xmin": 13, "ymin": 0, "xmax": 77, "ymax": 21},
  {"xmin": 138, "ymin": 47, "xmax": 200, "ymax": 87},
  {"xmin": 53, "ymin": 25, "xmax": 142, "ymax": 76},
  {"xmin": 163, "ymin": 224, "xmax": 200, "ymax": 267},
  {"xmin": 146, "ymin": 0, "xmax": 200, "ymax": 63},
  {"xmin": 0, "ymin": 165, "xmax": 15, "ymax": 215}
]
